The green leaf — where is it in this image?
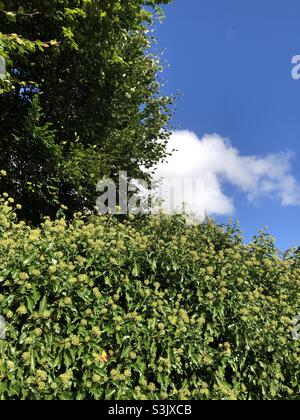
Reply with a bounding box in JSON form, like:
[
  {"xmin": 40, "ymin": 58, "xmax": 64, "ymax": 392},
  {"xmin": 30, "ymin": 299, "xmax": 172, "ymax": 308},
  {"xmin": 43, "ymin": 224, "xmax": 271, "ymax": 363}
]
[{"xmin": 39, "ymin": 296, "xmax": 48, "ymax": 313}]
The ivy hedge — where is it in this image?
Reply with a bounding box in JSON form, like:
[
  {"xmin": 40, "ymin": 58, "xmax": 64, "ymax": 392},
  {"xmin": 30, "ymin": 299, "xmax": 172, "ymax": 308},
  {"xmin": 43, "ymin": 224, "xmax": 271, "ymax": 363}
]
[{"xmin": 0, "ymin": 189, "xmax": 299, "ymax": 400}]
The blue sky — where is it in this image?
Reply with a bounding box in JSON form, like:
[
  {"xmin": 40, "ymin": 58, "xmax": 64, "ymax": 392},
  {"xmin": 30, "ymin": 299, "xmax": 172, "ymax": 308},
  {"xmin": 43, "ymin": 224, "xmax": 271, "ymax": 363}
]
[{"xmin": 154, "ymin": 0, "xmax": 300, "ymax": 251}]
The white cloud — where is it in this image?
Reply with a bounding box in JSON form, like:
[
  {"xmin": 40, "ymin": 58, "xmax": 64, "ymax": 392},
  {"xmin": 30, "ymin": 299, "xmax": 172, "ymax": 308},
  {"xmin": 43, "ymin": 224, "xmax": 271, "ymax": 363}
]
[{"xmin": 153, "ymin": 130, "xmax": 300, "ymax": 218}]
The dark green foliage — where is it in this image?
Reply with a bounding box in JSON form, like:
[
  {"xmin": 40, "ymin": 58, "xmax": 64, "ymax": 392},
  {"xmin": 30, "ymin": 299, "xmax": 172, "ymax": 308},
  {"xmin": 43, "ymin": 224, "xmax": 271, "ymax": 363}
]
[{"xmin": 0, "ymin": 0, "xmax": 173, "ymax": 222}]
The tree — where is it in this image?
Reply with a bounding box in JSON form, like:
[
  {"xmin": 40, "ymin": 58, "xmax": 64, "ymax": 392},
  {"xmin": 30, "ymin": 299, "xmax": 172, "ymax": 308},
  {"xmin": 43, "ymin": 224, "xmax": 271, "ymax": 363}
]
[
  {"xmin": 0, "ymin": 196, "xmax": 299, "ymax": 400},
  {"xmin": 0, "ymin": 0, "xmax": 173, "ymax": 222}
]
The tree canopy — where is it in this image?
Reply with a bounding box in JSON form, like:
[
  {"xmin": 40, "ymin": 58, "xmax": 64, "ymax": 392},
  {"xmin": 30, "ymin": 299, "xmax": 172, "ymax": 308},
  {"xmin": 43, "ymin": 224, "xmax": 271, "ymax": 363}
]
[{"xmin": 0, "ymin": 0, "xmax": 173, "ymax": 222}]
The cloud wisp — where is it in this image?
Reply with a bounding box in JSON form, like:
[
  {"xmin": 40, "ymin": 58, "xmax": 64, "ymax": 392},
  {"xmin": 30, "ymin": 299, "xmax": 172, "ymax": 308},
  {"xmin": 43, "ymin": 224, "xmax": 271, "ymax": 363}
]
[{"xmin": 153, "ymin": 130, "xmax": 300, "ymax": 218}]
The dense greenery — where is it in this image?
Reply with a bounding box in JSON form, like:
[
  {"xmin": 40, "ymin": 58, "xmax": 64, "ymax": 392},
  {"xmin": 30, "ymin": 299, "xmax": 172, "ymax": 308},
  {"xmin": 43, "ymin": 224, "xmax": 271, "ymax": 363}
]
[
  {"xmin": 0, "ymin": 0, "xmax": 173, "ymax": 222},
  {"xmin": 0, "ymin": 187, "xmax": 299, "ymax": 400},
  {"xmin": 0, "ymin": 0, "xmax": 299, "ymax": 403}
]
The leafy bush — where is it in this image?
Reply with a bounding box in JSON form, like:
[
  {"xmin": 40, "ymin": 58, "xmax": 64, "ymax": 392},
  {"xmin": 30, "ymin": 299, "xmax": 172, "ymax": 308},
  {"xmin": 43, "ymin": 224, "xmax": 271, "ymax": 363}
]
[
  {"xmin": 0, "ymin": 191, "xmax": 299, "ymax": 400},
  {"xmin": 0, "ymin": 0, "xmax": 173, "ymax": 223}
]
